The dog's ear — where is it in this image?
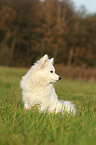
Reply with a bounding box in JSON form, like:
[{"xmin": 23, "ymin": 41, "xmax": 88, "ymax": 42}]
[
  {"xmin": 39, "ymin": 54, "xmax": 49, "ymax": 68},
  {"xmin": 49, "ymin": 58, "xmax": 54, "ymax": 64}
]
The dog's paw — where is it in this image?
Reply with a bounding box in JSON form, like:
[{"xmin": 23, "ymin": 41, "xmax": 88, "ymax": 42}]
[{"xmin": 24, "ymin": 103, "xmax": 31, "ymax": 110}]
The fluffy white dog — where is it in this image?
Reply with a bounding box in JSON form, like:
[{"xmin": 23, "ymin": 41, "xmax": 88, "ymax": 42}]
[{"xmin": 20, "ymin": 54, "xmax": 75, "ymax": 114}]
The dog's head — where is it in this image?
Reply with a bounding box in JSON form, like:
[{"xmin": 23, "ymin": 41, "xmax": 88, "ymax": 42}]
[{"xmin": 33, "ymin": 54, "xmax": 61, "ymax": 84}]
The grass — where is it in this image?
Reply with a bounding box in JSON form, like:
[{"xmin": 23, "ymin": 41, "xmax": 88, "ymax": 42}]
[{"xmin": 0, "ymin": 66, "xmax": 96, "ymax": 145}]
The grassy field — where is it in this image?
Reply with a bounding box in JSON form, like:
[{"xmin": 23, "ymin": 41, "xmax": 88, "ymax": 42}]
[{"xmin": 0, "ymin": 66, "xmax": 96, "ymax": 145}]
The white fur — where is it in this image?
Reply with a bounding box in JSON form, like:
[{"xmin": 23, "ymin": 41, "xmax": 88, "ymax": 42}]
[{"xmin": 20, "ymin": 54, "xmax": 75, "ymax": 114}]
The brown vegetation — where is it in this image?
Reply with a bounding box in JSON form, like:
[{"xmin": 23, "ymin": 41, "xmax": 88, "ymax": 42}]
[{"xmin": 0, "ymin": 0, "xmax": 96, "ymax": 67}]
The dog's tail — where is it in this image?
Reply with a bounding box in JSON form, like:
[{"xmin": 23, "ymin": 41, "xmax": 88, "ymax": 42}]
[{"xmin": 61, "ymin": 100, "xmax": 75, "ymax": 114}]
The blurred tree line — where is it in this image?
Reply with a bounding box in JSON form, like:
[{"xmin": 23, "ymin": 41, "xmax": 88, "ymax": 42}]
[{"xmin": 0, "ymin": 0, "xmax": 96, "ymax": 67}]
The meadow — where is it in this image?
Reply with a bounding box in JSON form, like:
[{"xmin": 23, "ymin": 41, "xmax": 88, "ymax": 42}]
[{"xmin": 0, "ymin": 66, "xmax": 96, "ymax": 145}]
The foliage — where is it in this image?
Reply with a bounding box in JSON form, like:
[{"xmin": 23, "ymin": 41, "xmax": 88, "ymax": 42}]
[
  {"xmin": 0, "ymin": 66, "xmax": 96, "ymax": 145},
  {"xmin": 0, "ymin": 0, "xmax": 96, "ymax": 67}
]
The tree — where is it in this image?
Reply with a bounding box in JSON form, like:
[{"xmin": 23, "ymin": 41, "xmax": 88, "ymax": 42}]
[{"xmin": 0, "ymin": 5, "xmax": 17, "ymax": 65}]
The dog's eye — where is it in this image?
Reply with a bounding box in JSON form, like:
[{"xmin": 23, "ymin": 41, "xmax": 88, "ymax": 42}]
[{"xmin": 50, "ymin": 70, "xmax": 53, "ymax": 73}]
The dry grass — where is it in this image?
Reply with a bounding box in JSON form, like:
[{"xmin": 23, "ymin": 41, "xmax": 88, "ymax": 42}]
[{"xmin": 55, "ymin": 64, "xmax": 96, "ymax": 82}]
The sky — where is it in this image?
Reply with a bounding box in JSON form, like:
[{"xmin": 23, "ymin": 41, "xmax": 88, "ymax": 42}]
[{"xmin": 72, "ymin": 0, "xmax": 96, "ymax": 13}]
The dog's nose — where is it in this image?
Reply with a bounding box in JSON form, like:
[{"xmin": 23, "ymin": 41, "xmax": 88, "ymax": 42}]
[{"xmin": 59, "ymin": 76, "xmax": 61, "ymax": 80}]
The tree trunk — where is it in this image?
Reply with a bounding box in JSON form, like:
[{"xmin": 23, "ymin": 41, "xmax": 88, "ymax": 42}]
[{"xmin": 68, "ymin": 47, "xmax": 74, "ymax": 66}]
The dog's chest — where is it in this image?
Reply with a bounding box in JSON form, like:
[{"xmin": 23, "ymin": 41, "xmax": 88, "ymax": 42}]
[{"xmin": 32, "ymin": 84, "xmax": 54, "ymax": 98}]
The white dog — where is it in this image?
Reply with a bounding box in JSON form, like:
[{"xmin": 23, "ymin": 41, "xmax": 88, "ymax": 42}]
[{"xmin": 20, "ymin": 54, "xmax": 75, "ymax": 114}]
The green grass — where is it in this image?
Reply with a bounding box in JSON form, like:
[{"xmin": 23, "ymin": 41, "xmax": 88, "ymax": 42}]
[{"xmin": 0, "ymin": 66, "xmax": 96, "ymax": 145}]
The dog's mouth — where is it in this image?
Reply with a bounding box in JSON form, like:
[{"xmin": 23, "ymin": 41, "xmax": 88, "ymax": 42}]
[
  {"xmin": 53, "ymin": 77, "xmax": 61, "ymax": 82},
  {"xmin": 51, "ymin": 79, "xmax": 60, "ymax": 83},
  {"xmin": 50, "ymin": 77, "xmax": 61, "ymax": 83}
]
